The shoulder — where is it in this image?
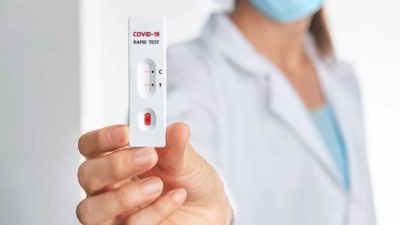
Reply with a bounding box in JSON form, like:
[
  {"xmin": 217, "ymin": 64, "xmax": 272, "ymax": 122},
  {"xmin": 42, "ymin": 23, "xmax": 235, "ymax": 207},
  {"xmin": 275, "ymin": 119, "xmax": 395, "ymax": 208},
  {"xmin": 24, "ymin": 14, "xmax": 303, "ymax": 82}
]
[
  {"xmin": 333, "ymin": 59, "xmax": 360, "ymax": 89},
  {"xmin": 307, "ymin": 34, "xmax": 361, "ymax": 97},
  {"xmin": 326, "ymin": 57, "xmax": 363, "ymax": 102}
]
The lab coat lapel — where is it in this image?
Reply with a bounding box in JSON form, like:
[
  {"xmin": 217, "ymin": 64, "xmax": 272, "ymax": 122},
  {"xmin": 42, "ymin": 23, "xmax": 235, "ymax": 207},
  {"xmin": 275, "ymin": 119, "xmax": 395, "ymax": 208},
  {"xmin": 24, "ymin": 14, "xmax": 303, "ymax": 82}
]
[
  {"xmin": 268, "ymin": 69, "xmax": 341, "ymax": 184},
  {"xmin": 317, "ymin": 62, "xmax": 364, "ymax": 197}
]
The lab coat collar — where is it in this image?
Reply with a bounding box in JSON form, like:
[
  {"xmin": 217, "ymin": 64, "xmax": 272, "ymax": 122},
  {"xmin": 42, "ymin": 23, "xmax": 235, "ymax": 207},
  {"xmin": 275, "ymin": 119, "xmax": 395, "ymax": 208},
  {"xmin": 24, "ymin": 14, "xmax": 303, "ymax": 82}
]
[{"xmin": 202, "ymin": 13, "xmax": 358, "ymax": 189}]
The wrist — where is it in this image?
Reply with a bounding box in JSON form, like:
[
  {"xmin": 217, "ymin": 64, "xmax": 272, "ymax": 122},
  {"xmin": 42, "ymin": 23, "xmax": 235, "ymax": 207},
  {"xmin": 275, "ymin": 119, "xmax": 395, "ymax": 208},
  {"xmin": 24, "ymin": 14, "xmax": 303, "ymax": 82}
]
[
  {"xmin": 213, "ymin": 192, "xmax": 234, "ymax": 225},
  {"xmin": 222, "ymin": 193, "xmax": 234, "ymax": 225}
]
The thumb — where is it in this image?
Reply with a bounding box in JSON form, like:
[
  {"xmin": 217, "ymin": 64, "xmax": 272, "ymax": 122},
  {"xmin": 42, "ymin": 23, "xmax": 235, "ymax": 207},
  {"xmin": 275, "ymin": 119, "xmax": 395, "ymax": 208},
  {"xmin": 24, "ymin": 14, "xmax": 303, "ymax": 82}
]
[
  {"xmin": 155, "ymin": 122, "xmax": 225, "ymax": 205},
  {"xmin": 148, "ymin": 123, "xmax": 232, "ymax": 224},
  {"xmin": 155, "ymin": 122, "xmax": 191, "ymax": 173}
]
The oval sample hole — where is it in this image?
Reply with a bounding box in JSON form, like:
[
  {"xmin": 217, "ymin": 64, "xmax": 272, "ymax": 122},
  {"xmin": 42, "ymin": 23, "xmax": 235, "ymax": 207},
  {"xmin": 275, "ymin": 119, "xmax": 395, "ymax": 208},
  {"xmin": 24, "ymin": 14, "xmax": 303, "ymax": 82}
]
[{"xmin": 138, "ymin": 108, "xmax": 156, "ymax": 131}]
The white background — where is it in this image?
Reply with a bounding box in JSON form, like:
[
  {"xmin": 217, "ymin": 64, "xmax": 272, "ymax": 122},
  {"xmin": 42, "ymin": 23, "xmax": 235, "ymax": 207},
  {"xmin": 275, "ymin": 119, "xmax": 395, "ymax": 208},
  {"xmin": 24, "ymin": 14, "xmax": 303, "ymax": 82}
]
[
  {"xmin": 0, "ymin": 0, "xmax": 81, "ymax": 224},
  {"xmin": 0, "ymin": 0, "xmax": 398, "ymax": 224}
]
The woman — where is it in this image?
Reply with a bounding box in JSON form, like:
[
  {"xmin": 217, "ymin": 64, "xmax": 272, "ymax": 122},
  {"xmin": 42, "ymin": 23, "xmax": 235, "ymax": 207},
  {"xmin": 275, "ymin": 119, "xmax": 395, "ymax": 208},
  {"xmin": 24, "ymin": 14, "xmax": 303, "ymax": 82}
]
[{"xmin": 76, "ymin": 0, "xmax": 375, "ymax": 224}]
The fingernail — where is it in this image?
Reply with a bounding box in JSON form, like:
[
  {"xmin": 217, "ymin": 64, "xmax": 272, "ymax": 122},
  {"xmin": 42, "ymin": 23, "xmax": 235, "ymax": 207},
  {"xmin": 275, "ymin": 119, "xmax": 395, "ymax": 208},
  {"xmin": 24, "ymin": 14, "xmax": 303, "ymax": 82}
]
[
  {"xmin": 171, "ymin": 189, "xmax": 187, "ymax": 203},
  {"xmin": 140, "ymin": 178, "xmax": 162, "ymax": 195},
  {"xmin": 108, "ymin": 126, "xmax": 127, "ymax": 144},
  {"xmin": 131, "ymin": 148, "xmax": 155, "ymax": 166}
]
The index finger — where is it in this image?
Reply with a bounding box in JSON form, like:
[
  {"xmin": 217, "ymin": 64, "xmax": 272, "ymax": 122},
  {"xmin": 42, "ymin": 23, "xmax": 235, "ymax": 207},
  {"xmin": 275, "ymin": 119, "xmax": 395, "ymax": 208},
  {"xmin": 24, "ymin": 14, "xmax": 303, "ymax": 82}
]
[{"xmin": 78, "ymin": 125, "xmax": 129, "ymax": 157}]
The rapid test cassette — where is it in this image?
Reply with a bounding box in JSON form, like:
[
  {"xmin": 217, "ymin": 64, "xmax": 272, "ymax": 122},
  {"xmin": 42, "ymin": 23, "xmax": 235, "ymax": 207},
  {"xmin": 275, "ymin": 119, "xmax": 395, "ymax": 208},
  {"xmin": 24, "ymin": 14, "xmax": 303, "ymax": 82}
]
[{"xmin": 128, "ymin": 16, "xmax": 166, "ymax": 147}]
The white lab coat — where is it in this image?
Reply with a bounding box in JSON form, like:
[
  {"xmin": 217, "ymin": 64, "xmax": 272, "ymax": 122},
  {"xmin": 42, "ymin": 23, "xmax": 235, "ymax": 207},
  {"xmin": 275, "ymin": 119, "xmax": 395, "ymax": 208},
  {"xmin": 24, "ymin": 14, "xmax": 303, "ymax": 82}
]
[{"xmin": 167, "ymin": 13, "xmax": 375, "ymax": 225}]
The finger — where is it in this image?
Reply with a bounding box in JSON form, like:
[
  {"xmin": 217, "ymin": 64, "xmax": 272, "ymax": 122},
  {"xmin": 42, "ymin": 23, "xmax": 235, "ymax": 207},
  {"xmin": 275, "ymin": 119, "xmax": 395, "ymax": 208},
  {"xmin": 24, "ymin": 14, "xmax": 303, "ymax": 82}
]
[
  {"xmin": 78, "ymin": 125, "xmax": 129, "ymax": 157},
  {"xmin": 78, "ymin": 147, "xmax": 158, "ymax": 195},
  {"xmin": 126, "ymin": 189, "xmax": 187, "ymax": 225},
  {"xmin": 76, "ymin": 177, "xmax": 163, "ymax": 225},
  {"xmin": 155, "ymin": 122, "xmax": 191, "ymax": 173}
]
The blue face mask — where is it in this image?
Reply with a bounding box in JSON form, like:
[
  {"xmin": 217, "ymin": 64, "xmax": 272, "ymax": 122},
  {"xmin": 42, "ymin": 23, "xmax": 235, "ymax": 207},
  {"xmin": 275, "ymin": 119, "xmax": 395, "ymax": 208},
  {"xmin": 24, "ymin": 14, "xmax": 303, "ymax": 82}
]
[{"xmin": 249, "ymin": 0, "xmax": 325, "ymax": 22}]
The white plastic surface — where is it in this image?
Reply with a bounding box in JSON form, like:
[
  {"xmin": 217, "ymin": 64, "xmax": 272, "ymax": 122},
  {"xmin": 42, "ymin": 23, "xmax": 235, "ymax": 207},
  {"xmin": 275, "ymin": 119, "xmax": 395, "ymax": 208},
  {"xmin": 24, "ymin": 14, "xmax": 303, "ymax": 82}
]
[{"xmin": 128, "ymin": 16, "xmax": 166, "ymax": 147}]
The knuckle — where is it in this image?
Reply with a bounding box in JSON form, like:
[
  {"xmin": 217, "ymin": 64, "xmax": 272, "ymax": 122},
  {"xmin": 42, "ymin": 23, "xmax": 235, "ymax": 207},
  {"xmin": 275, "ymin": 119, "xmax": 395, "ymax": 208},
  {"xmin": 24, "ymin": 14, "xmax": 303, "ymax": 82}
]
[
  {"xmin": 115, "ymin": 186, "xmax": 135, "ymax": 209},
  {"xmin": 78, "ymin": 135, "xmax": 86, "ymax": 154},
  {"xmin": 76, "ymin": 200, "xmax": 92, "ymax": 225},
  {"xmin": 108, "ymin": 152, "xmax": 126, "ymax": 181},
  {"xmin": 77, "ymin": 162, "xmax": 90, "ymax": 190},
  {"xmin": 152, "ymin": 201, "xmax": 170, "ymax": 218},
  {"xmin": 77, "ymin": 162, "xmax": 98, "ymax": 195},
  {"xmin": 126, "ymin": 216, "xmax": 146, "ymax": 225}
]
